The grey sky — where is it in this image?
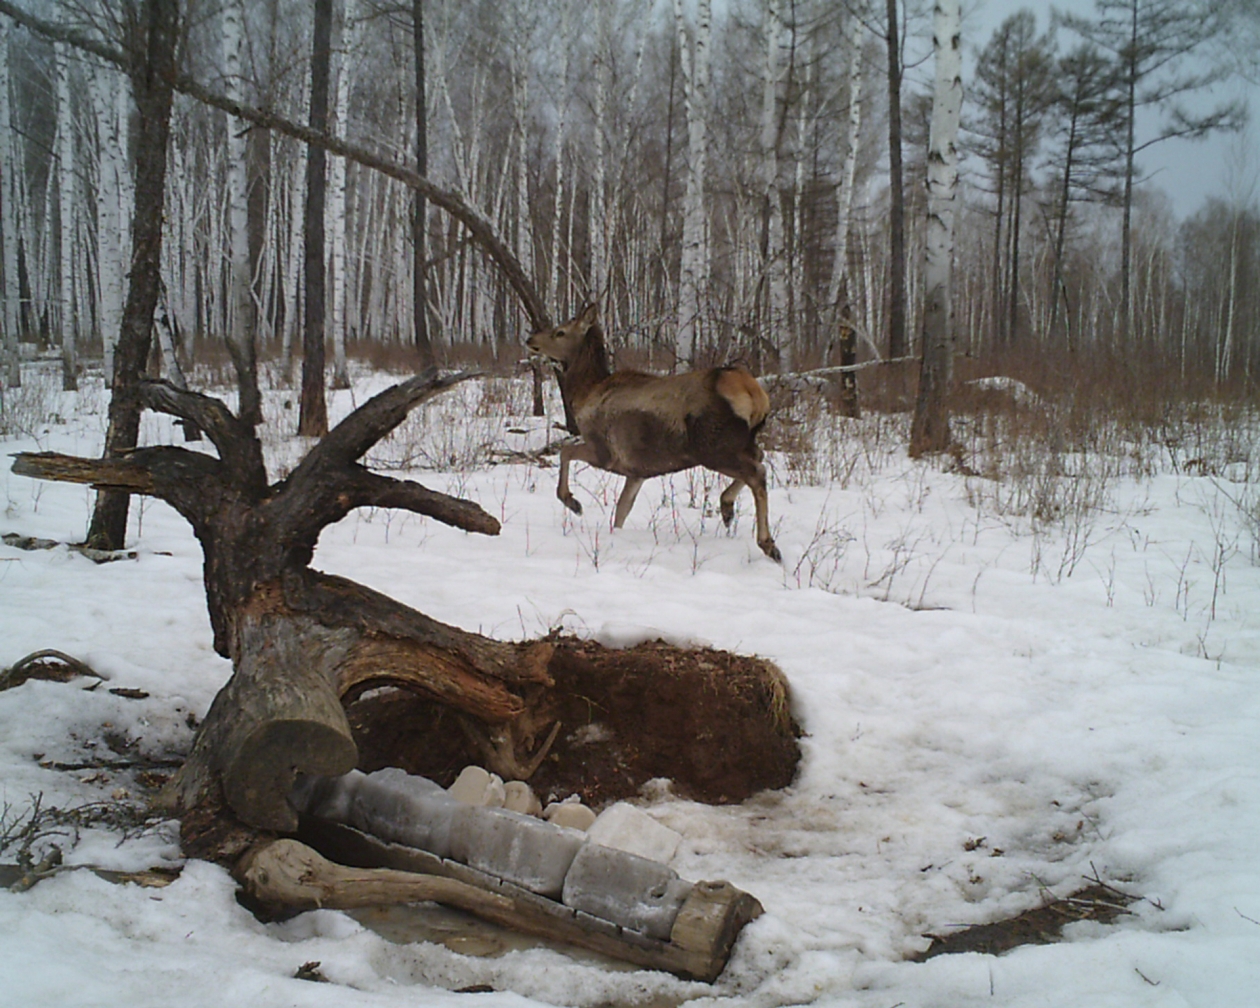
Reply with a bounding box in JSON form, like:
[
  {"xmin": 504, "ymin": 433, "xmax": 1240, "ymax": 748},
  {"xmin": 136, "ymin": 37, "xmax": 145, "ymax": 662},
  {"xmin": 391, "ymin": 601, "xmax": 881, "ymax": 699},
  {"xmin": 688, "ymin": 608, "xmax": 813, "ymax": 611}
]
[{"xmin": 962, "ymin": 0, "xmax": 1258, "ymax": 219}]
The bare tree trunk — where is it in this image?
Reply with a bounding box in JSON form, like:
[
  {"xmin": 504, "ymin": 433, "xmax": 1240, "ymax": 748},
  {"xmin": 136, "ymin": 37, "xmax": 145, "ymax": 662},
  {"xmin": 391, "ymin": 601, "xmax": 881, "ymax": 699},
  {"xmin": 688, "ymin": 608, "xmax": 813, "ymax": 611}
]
[
  {"xmin": 85, "ymin": 0, "xmax": 177, "ymax": 550},
  {"xmin": 909, "ymin": 0, "xmax": 961, "ymax": 457},
  {"xmin": 224, "ymin": 0, "xmax": 260, "ymax": 426},
  {"xmin": 759, "ymin": 0, "xmax": 789, "ymax": 371},
  {"xmin": 328, "ymin": 0, "xmax": 355, "ymax": 390},
  {"xmin": 828, "ymin": 11, "xmax": 865, "ymax": 416},
  {"xmin": 92, "ymin": 66, "xmax": 128, "ymax": 383},
  {"xmin": 884, "ymin": 0, "xmax": 907, "ymax": 360},
  {"xmin": 299, "ymin": 0, "xmax": 332, "ymax": 438},
  {"xmin": 411, "ymin": 0, "xmax": 433, "ymax": 365},
  {"xmin": 674, "ymin": 0, "xmax": 712, "ymax": 367},
  {"xmin": 0, "ymin": 17, "xmax": 20, "ymax": 386},
  {"xmin": 55, "ymin": 41, "xmax": 78, "ymax": 390}
]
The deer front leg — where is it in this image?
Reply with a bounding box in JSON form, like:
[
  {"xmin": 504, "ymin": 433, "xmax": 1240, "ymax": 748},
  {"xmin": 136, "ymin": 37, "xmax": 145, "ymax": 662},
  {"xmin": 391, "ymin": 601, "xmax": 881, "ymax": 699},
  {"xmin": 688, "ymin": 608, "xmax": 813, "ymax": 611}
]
[
  {"xmin": 556, "ymin": 440, "xmax": 602, "ymax": 516},
  {"xmin": 613, "ymin": 477, "xmax": 645, "ymax": 528}
]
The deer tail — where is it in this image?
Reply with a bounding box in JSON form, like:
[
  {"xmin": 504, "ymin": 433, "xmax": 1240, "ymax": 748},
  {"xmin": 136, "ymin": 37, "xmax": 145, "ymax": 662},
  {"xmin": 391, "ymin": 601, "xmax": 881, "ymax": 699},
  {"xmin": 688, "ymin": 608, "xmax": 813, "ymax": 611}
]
[{"xmin": 715, "ymin": 367, "xmax": 771, "ymax": 430}]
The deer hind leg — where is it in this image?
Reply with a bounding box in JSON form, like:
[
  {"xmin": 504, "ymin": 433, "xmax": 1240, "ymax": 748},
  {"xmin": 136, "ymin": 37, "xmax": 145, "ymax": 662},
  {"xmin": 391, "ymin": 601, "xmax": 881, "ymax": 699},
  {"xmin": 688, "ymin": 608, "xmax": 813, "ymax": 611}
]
[
  {"xmin": 719, "ymin": 479, "xmax": 745, "ymax": 528},
  {"xmin": 557, "ymin": 440, "xmax": 602, "ymax": 515},
  {"xmin": 613, "ymin": 476, "xmax": 645, "ymax": 529},
  {"xmin": 716, "ymin": 458, "xmax": 779, "ymax": 562}
]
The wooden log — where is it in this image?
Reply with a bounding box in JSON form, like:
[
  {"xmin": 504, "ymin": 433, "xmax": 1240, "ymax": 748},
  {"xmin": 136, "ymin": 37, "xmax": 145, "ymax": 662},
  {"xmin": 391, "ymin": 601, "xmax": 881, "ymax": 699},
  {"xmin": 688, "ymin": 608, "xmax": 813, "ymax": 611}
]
[
  {"xmin": 238, "ymin": 839, "xmax": 515, "ymax": 916},
  {"xmin": 158, "ymin": 613, "xmax": 361, "ymax": 831},
  {"xmin": 290, "ymin": 821, "xmax": 762, "ymax": 982}
]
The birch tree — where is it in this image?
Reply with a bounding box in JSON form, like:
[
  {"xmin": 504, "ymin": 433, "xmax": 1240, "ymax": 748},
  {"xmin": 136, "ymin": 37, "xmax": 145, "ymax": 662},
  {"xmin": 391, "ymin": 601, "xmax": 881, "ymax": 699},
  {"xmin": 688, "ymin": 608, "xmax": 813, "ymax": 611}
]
[
  {"xmin": 300, "ymin": 0, "xmax": 332, "ymax": 437},
  {"xmin": 328, "ymin": 0, "xmax": 357, "ymax": 390},
  {"xmin": 827, "ymin": 7, "xmax": 868, "ymax": 415},
  {"xmin": 883, "ymin": 0, "xmax": 907, "ymax": 359},
  {"xmin": 55, "ymin": 40, "xmax": 78, "ymax": 389},
  {"xmin": 758, "ymin": 0, "xmax": 789, "ymax": 369},
  {"xmin": 412, "ymin": 0, "xmax": 433, "ymax": 364},
  {"xmin": 92, "ymin": 64, "xmax": 129, "ymax": 382},
  {"xmin": 0, "ymin": 16, "xmax": 19, "ymax": 386},
  {"xmin": 224, "ymin": 0, "xmax": 260, "ymax": 425},
  {"xmin": 674, "ymin": 0, "xmax": 712, "ymax": 366},
  {"xmin": 909, "ymin": 0, "xmax": 961, "ymax": 458}
]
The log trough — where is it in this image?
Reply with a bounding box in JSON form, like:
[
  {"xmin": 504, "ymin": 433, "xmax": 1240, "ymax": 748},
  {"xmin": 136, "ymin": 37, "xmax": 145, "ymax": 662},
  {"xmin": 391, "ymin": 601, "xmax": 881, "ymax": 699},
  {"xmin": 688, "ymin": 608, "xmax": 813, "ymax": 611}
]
[{"xmin": 236, "ymin": 768, "xmax": 763, "ymax": 982}]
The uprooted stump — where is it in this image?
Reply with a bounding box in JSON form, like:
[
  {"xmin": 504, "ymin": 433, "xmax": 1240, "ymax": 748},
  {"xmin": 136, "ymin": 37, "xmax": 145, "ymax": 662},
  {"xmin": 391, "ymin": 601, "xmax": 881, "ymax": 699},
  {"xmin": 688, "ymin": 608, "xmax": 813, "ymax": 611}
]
[{"xmin": 349, "ymin": 636, "xmax": 800, "ymax": 807}]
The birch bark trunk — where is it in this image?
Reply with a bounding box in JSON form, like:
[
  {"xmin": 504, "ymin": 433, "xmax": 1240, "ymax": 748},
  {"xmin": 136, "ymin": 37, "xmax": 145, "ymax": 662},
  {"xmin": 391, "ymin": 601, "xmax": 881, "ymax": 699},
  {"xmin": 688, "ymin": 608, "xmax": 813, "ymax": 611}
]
[
  {"xmin": 548, "ymin": 3, "xmax": 572, "ymax": 314},
  {"xmin": 328, "ymin": 0, "xmax": 355, "ymax": 390},
  {"xmin": 0, "ymin": 17, "xmax": 19, "ymax": 385},
  {"xmin": 909, "ymin": 0, "xmax": 961, "ymax": 457},
  {"xmin": 92, "ymin": 66, "xmax": 128, "ymax": 383},
  {"xmin": 673, "ymin": 0, "xmax": 711, "ymax": 367},
  {"xmin": 55, "ymin": 41, "xmax": 78, "ymax": 390},
  {"xmin": 224, "ymin": 0, "xmax": 260, "ymax": 425},
  {"xmin": 758, "ymin": 0, "xmax": 789, "ymax": 370}
]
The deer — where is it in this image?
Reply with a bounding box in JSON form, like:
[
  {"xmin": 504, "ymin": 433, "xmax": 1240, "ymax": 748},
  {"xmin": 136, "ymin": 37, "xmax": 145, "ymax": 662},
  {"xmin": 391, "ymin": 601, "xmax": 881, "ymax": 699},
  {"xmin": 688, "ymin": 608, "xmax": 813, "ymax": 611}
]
[{"xmin": 526, "ymin": 303, "xmax": 780, "ymax": 561}]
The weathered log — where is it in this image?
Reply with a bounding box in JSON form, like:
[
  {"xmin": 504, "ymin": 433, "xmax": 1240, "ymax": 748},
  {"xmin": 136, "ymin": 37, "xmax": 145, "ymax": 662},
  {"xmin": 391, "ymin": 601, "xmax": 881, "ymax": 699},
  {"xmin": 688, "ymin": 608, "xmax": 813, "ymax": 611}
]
[
  {"xmin": 238, "ymin": 838, "xmax": 514, "ymax": 916},
  {"xmin": 158, "ymin": 612, "xmax": 361, "ymax": 832},
  {"xmin": 284, "ymin": 823, "xmax": 763, "ymax": 982}
]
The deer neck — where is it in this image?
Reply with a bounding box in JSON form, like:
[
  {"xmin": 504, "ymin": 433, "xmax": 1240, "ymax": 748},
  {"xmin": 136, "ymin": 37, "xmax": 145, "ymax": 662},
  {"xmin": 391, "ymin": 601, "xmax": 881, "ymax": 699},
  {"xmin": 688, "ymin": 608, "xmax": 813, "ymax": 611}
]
[{"xmin": 560, "ymin": 325, "xmax": 612, "ymax": 412}]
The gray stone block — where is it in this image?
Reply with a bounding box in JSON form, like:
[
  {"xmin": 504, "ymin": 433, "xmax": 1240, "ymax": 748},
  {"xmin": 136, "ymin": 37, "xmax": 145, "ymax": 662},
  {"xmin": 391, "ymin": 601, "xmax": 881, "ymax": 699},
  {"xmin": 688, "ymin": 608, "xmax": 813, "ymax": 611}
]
[
  {"xmin": 561, "ymin": 843, "xmax": 693, "ymax": 941},
  {"xmin": 449, "ymin": 804, "xmax": 586, "ymax": 899}
]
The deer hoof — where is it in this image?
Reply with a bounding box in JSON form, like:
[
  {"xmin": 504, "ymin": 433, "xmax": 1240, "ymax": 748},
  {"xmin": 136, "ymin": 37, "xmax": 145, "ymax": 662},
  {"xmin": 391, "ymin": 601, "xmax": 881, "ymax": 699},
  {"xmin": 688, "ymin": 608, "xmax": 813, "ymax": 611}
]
[
  {"xmin": 720, "ymin": 501, "xmax": 735, "ymax": 527},
  {"xmin": 760, "ymin": 539, "xmax": 782, "ymax": 563},
  {"xmin": 563, "ymin": 496, "xmax": 583, "ymax": 516}
]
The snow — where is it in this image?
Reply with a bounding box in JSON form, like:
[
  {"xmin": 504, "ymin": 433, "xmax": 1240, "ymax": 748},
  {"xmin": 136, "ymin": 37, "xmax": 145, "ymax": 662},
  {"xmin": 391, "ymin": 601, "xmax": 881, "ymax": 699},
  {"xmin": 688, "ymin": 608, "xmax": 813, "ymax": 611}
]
[{"xmin": 2, "ymin": 363, "xmax": 1259, "ymax": 1007}]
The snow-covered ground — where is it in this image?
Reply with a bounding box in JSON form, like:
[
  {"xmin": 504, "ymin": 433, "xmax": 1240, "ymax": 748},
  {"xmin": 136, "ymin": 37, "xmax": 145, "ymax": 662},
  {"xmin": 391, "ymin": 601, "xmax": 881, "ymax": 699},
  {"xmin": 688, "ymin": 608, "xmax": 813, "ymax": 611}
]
[{"xmin": 2, "ymin": 363, "xmax": 1259, "ymax": 1007}]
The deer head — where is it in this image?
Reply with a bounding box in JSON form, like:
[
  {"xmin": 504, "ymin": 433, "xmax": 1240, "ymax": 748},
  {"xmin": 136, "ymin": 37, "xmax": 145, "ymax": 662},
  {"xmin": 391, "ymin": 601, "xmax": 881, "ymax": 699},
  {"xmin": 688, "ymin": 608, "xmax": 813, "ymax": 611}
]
[{"xmin": 526, "ymin": 302, "xmax": 600, "ymax": 368}]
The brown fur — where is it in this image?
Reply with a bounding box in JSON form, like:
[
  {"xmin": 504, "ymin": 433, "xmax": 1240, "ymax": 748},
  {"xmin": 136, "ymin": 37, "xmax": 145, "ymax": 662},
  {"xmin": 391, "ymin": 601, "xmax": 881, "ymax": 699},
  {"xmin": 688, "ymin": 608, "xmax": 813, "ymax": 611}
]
[{"xmin": 527, "ymin": 304, "xmax": 780, "ymax": 561}]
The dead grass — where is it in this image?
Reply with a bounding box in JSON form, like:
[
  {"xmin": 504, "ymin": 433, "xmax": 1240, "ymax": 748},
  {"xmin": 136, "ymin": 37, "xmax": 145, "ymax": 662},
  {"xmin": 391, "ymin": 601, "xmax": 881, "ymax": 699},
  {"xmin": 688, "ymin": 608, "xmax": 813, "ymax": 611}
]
[{"xmin": 911, "ymin": 877, "xmax": 1141, "ymax": 960}]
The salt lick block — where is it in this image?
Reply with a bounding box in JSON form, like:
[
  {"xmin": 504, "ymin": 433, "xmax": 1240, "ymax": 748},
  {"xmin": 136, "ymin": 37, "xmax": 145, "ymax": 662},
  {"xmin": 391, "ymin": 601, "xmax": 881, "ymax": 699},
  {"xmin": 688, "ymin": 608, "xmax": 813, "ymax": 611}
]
[
  {"xmin": 449, "ymin": 804, "xmax": 586, "ymax": 899},
  {"xmin": 290, "ymin": 769, "xmax": 364, "ymax": 821},
  {"xmin": 503, "ymin": 780, "xmax": 542, "ymax": 816},
  {"xmin": 544, "ymin": 798, "xmax": 597, "ymax": 831},
  {"xmin": 561, "ymin": 843, "xmax": 693, "ymax": 941},
  {"xmin": 587, "ymin": 802, "xmax": 682, "ymax": 863},
  {"xmin": 290, "ymin": 768, "xmax": 458, "ymax": 858},
  {"xmin": 448, "ymin": 765, "xmax": 506, "ymax": 807}
]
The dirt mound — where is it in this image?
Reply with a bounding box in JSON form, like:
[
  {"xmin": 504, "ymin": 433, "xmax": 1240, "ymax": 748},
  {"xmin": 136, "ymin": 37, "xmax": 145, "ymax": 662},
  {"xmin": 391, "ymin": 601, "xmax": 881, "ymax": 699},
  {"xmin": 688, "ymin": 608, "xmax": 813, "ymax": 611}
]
[{"xmin": 348, "ymin": 635, "xmax": 801, "ymax": 807}]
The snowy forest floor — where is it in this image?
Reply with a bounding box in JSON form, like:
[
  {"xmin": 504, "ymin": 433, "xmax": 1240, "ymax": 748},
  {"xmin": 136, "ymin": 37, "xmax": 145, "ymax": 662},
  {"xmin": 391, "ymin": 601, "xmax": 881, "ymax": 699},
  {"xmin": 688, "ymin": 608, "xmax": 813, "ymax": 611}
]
[{"xmin": 1, "ymin": 360, "xmax": 1259, "ymax": 1008}]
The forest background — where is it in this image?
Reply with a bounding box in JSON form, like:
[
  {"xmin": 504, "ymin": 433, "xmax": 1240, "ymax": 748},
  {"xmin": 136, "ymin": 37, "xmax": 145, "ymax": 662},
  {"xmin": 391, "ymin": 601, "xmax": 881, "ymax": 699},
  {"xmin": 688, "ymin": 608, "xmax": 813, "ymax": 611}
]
[{"xmin": 0, "ymin": 0, "xmax": 1258, "ymax": 418}]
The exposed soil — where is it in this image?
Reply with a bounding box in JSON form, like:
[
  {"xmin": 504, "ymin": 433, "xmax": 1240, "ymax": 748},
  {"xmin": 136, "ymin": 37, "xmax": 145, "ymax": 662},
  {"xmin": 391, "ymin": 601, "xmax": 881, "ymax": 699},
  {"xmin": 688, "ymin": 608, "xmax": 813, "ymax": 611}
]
[
  {"xmin": 347, "ymin": 635, "xmax": 801, "ymax": 808},
  {"xmin": 911, "ymin": 882, "xmax": 1139, "ymax": 960}
]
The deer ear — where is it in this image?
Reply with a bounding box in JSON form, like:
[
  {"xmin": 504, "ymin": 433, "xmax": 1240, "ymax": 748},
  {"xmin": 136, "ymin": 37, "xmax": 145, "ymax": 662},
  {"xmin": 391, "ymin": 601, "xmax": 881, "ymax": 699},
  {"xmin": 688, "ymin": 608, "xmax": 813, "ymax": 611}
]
[{"xmin": 578, "ymin": 302, "xmax": 600, "ymax": 327}]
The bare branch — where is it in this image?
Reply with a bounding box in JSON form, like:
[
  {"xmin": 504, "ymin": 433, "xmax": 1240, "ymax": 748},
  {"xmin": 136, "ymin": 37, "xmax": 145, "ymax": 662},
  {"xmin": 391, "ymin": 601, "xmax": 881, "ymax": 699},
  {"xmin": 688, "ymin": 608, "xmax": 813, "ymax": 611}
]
[
  {"xmin": 0, "ymin": 0, "xmax": 551, "ymax": 334},
  {"xmin": 138, "ymin": 381, "xmax": 266, "ymax": 497}
]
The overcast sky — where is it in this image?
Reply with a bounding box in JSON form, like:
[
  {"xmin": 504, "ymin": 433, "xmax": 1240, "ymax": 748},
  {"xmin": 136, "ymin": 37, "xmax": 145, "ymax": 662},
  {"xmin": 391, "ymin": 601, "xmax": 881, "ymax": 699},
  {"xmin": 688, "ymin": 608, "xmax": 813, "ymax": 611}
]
[{"xmin": 960, "ymin": 0, "xmax": 1258, "ymax": 220}]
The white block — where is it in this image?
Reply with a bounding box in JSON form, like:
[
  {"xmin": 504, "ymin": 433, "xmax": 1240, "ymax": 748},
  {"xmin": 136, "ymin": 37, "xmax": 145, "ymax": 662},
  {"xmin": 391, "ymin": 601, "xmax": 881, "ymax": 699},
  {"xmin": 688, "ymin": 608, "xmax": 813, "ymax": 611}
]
[
  {"xmin": 448, "ymin": 765, "xmax": 506, "ymax": 806},
  {"xmin": 561, "ymin": 843, "xmax": 692, "ymax": 940},
  {"xmin": 502, "ymin": 780, "xmax": 542, "ymax": 816},
  {"xmin": 544, "ymin": 798, "xmax": 596, "ymax": 831},
  {"xmin": 449, "ymin": 804, "xmax": 585, "ymax": 899},
  {"xmin": 587, "ymin": 802, "xmax": 682, "ymax": 864}
]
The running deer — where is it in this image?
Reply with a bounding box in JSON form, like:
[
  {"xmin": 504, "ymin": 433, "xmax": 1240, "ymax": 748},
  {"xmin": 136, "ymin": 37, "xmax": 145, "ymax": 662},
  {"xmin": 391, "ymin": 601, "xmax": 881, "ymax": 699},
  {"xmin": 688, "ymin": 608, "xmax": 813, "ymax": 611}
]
[{"xmin": 526, "ymin": 303, "xmax": 780, "ymax": 561}]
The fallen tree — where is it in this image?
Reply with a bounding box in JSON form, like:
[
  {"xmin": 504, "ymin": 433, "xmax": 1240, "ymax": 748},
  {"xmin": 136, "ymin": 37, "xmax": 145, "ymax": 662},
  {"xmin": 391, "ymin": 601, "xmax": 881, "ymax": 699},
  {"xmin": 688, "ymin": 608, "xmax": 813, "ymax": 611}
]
[{"xmin": 12, "ymin": 372, "xmax": 799, "ymax": 867}]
